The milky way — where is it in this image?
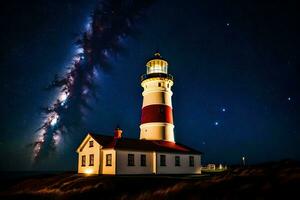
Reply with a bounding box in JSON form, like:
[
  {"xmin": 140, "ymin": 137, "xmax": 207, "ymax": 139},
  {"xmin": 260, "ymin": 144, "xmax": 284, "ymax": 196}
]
[{"xmin": 31, "ymin": 0, "xmax": 156, "ymax": 162}]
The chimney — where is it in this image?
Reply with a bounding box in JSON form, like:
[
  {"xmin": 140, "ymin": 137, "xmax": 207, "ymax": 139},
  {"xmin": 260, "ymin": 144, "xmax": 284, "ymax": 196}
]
[{"xmin": 114, "ymin": 127, "xmax": 123, "ymax": 139}]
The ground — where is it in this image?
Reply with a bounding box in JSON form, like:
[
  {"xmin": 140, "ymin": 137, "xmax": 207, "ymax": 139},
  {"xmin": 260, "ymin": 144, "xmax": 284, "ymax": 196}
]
[{"xmin": 1, "ymin": 160, "xmax": 299, "ymax": 199}]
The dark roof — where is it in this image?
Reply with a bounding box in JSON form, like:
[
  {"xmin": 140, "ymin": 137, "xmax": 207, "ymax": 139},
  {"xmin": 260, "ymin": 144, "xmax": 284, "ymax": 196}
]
[
  {"xmin": 89, "ymin": 134, "xmax": 202, "ymax": 154},
  {"xmin": 146, "ymin": 52, "xmax": 168, "ymax": 63}
]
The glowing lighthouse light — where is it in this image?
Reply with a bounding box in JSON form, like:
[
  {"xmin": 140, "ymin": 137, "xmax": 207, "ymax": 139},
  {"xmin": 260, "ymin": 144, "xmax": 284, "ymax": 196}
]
[{"xmin": 146, "ymin": 53, "xmax": 168, "ymax": 74}]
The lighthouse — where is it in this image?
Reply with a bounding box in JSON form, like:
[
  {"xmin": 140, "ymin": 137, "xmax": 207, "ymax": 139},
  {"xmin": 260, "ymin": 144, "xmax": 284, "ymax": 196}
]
[
  {"xmin": 77, "ymin": 52, "xmax": 202, "ymax": 175},
  {"xmin": 140, "ymin": 53, "xmax": 175, "ymax": 142}
]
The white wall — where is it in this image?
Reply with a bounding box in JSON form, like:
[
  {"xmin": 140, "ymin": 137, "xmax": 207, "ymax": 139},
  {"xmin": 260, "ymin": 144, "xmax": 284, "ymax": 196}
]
[
  {"xmin": 101, "ymin": 149, "xmax": 116, "ymax": 175},
  {"xmin": 77, "ymin": 136, "xmax": 101, "ymax": 174},
  {"xmin": 116, "ymin": 150, "xmax": 154, "ymax": 174},
  {"xmin": 156, "ymin": 153, "xmax": 201, "ymax": 174},
  {"xmin": 77, "ymin": 135, "xmax": 201, "ymax": 175},
  {"xmin": 142, "ymin": 91, "xmax": 173, "ymax": 107},
  {"xmin": 140, "ymin": 122, "xmax": 175, "ymax": 142}
]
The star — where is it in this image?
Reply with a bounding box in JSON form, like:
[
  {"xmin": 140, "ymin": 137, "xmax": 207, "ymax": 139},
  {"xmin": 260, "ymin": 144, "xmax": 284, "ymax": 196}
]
[
  {"xmin": 288, "ymin": 97, "xmax": 291, "ymax": 101},
  {"xmin": 222, "ymin": 108, "xmax": 226, "ymax": 112},
  {"xmin": 214, "ymin": 121, "xmax": 219, "ymax": 126}
]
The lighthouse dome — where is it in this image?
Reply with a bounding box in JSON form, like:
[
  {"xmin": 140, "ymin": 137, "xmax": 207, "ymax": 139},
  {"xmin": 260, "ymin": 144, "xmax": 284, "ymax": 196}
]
[{"xmin": 146, "ymin": 52, "xmax": 168, "ymax": 74}]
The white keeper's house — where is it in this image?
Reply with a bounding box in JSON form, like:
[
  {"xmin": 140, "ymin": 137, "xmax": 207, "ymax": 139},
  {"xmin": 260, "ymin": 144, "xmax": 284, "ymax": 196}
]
[{"xmin": 76, "ymin": 53, "xmax": 202, "ymax": 175}]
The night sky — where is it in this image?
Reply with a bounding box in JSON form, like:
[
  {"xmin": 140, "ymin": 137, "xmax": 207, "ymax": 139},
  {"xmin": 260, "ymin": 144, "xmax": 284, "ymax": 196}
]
[{"xmin": 0, "ymin": 0, "xmax": 299, "ymax": 171}]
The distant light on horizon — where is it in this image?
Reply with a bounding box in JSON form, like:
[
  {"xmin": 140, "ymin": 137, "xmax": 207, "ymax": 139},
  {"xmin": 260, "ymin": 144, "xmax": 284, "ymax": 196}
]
[{"xmin": 214, "ymin": 121, "xmax": 219, "ymax": 126}]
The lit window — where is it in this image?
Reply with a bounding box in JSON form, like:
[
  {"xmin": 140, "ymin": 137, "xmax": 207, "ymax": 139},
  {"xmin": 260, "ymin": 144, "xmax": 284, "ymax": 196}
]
[
  {"xmin": 106, "ymin": 154, "xmax": 112, "ymax": 166},
  {"xmin": 89, "ymin": 154, "xmax": 94, "ymax": 166},
  {"xmin": 141, "ymin": 154, "xmax": 146, "ymax": 166},
  {"xmin": 128, "ymin": 154, "xmax": 135, "ymax": 166},
  {"xmin": 89, "ymin": 141, "xmax": 93, "ymax": 147},
  {"xmin": 160, "ymin": 155, "xmax": 166, "ymax": 166},
  {"xmin": 81, "ymin": 155, "xmax": 86, "ymax": 166},
  {"xmin": 147, "ymin": 64, "xmax": 167, "ymax": 74},
  {"xmin": 163, "ymin": 66, "xmax": 167, "ymax": 73},
  {"xmin": 175, "ymin": 156, "xmax": 180, "ymax": 166}
]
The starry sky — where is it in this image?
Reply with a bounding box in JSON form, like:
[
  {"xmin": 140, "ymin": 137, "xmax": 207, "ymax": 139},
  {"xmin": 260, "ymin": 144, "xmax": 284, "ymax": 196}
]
[{"xmin": 0, "ymin": 0, "xmax": 299, "ymax": 171}]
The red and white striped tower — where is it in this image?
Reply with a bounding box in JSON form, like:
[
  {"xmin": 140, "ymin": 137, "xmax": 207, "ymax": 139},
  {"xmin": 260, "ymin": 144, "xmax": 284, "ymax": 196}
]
[{"xmin": 140, "ymin": 53, "xmax": 175, "ymax": 142}]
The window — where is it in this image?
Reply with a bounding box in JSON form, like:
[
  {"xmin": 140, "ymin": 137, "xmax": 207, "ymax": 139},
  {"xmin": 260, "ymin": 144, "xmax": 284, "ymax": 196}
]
[
  {"xmin": 89, "ymin": 140, "xmax": 93, "ymax": 147},
  {"xmin": 89, "ymin": 154, "xmax": 94, "ymax": 166},
  {"xmin": 106, "ymin": 154, "xmax": 112, "ymax": 166},
  {"xmin": 81, "ymin": 155, "xmax": 86, "ymax": 166},
  {"xmin": 189, "ymin": 156, "xmax": 194, "ymax": 167},
  {"xmin": 158, "ymin": 82, "xmax": 161, "ymax": 87},
  {"xmin": 160, "ymin": 155, "xmax": 166, "ymax": 166},
  {"xmin": 175, "ymin": 156, "xmax": 180, "ymax": 166},
  {"xmin": 147, "ymin": 63, "xmax": 167, "ymax": 74},
  {"xmin": 128, "ymin": 154, "xmax": 135, "ymax": 166},
  {"xmin": 141, "ymin": 154, "xmax": 146, "ymax": 166},
  {"xmin": 162, "ymin": 66, "xmax": 167, "ymax": 73}
]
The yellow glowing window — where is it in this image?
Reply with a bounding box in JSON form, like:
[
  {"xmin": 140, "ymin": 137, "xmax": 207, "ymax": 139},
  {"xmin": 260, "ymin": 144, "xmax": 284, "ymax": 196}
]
[
  {"xmin": 81, "ymin": 155, "xmax": 86, "ymax": 166},
  {"xmin": 89, "ymin": 154, "xmax": 94, "ymax": 166},
  {"xmin": 106, "ymin": 154, "xmax": 112, "ymax": 166},
  {"xmin": 147, "ymin": 64, "xmax": 167, "ymax": 74}
]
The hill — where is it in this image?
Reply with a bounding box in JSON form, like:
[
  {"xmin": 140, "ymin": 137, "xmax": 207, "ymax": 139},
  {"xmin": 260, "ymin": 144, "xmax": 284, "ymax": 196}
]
[{"xmin": 1, "ymin": 160, "xmax": 299, "ymax": 199}]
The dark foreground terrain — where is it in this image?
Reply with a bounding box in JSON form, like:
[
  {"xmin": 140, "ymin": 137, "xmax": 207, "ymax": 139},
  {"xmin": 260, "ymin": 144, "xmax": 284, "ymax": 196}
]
[{"xmin": 1, "ymin": 160, "xmax": 300, "ymax": 200}]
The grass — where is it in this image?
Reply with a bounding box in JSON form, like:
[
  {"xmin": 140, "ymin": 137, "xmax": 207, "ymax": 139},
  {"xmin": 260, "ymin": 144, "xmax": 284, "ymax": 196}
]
[{"xmin": 0, "ymin": 160, "xmax": 299, "ymax": 200}]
